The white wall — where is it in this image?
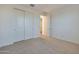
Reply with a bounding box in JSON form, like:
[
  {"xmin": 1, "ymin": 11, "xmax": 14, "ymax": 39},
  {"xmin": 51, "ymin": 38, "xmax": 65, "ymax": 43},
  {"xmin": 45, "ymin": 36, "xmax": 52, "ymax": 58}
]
[
  {"xmin": 0, "ymin": 5, "xmax": 40, "ymax": 47},
  {"xmin": 50, "ymin": 5, "xmax": 79, "ymax": 44}
]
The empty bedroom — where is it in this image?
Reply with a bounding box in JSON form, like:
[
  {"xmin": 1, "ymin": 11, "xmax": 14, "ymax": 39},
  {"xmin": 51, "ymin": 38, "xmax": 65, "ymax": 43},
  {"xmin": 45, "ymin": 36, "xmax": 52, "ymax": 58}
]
[{"xmin": 0, "ymin": 4, "xmax": 79, "ymax": 54}]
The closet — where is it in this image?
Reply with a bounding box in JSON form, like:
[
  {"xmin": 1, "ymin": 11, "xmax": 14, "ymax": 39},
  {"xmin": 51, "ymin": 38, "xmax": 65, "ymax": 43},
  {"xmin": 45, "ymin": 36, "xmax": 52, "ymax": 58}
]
[
  {"xmin": 25, "ymin": 11, "xmax": 40, "ymax": 39},
  {"xmin": 0, "ymin": 5, "xmax": 40, "ymax": 47}
]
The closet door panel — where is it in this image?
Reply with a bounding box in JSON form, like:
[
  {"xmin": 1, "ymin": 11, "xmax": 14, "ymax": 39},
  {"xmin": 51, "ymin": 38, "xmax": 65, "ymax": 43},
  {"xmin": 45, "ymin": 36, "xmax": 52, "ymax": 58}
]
[
  {"xmin": 25, "ymin": 12, "xmax": 30, "ymax": 39},
  {"xmin": 14, "ymin": 9, "xmax": 25, "ymax": 41},
  {"xmin": 25, "ymin": 12, "xmax": 33, "ymax": 39},
  {"xmin": 0, "ymin": 7, "xmax": 17, "ymax": 47},
  {"xmin": 29, "ymin": 13, "xmax": 33, "ymax": 38},
  {"xmin": 33, "ymin": 15, "xmax": 40, "ymax": 37}
]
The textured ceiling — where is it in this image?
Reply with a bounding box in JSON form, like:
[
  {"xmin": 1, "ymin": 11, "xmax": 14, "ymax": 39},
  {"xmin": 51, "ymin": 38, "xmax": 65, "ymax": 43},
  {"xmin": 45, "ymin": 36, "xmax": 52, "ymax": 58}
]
[{"xmin": 23, "ymin": 4, "xmax": 65, "ymax": 13}]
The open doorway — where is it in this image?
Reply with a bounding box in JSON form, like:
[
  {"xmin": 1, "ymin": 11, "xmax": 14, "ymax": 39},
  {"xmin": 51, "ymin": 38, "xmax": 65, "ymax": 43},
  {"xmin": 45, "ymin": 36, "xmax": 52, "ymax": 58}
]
[
  {"xmin": 40, "ymin": 15, "xmax": 48, "ymax": 36},
  {"xmin": 40, "ymin": 16, "xmax": 42, "ymax": 35}
]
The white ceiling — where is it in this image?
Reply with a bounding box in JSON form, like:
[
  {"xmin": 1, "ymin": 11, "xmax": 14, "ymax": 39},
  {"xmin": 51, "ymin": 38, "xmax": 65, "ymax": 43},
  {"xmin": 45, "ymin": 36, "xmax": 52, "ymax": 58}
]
[{"xmin": 23, "ymin": 4, "xmax": 65, "ymax": 13}]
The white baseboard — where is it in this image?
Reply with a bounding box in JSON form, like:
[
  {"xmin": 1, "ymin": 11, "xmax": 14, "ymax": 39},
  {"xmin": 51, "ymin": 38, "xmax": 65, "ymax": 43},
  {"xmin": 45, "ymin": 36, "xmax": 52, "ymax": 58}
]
[
  {"xmin": 0, "ymin": 35, "xmax": 40, "ymax": 48},
  {"xmin": 51, "ymin": 35, "xmax": 79, "ymax": 45},
  {"xmin": 0, "ymin": 42, "xmax": 14, "ymax": 48}
]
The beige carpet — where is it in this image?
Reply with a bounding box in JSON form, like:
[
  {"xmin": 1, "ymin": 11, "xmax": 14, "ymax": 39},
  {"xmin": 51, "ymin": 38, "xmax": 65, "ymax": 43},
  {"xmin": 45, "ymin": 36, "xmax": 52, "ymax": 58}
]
[{"xmin": 0, "ymin": 37, "xmax": 79, "ymax": 54}]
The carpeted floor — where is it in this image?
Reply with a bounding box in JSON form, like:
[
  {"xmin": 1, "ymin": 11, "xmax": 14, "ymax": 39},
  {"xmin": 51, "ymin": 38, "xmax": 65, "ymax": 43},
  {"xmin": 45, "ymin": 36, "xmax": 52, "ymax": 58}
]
[{"xmin": 0, "ymin": 37, "xmax": 79, "ymax": 54}]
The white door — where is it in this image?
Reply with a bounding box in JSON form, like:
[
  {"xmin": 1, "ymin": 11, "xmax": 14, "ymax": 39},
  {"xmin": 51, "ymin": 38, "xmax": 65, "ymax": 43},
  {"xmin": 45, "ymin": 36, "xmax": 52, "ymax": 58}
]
[
  {"xmin": 14, "ymin": 9, "xmax": 25, "ymax": 41},
  {"xmin": 0, "ymin": 7, "xmax": 18, "ymax": 46},
  {"xmin": 33, "ymin": 15, "xmax": 40, "ymax": 37},
  {"xmin": 25, "ymin": 12, "xmax": 33, "ymax": 39}
]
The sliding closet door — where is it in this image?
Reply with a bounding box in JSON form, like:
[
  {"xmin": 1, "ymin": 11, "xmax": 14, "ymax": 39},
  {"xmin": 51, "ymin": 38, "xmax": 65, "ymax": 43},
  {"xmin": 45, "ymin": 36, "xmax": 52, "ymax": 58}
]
[
  {"xmin": 25, "ymin": 12, "xmax": 40, "ymax": 39},
  {"xmin": 33, "ymin": 15, "xmax": 40, "ymax": 37},
  {"xmin": 28, "ymin": 13, "xmax": 33, "ymax": 38},
  {"xmin": 25, "ymin": 12, "xmax": 30, "ymax": 39},
  {"xmin": 0, "ymin": 6, "xmax": 18, "ymax": 47},
  {"xmin": 14, "ymin": 9, "xmax": 25, "ymax": 41},
  {"xmin": 25, "ymin": 12, "xmax": 33, "ymax": 39}
]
